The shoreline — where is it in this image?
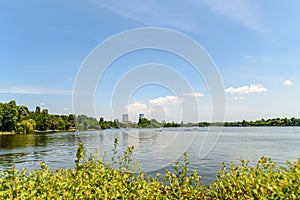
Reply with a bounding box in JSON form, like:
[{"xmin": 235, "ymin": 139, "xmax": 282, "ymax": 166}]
[
  {"xmin": 34, "ymin": 129, "xmax": 77, "ymax": 134},
  {"xmin": 0, "ymin": 129, "xmax": 77, "ymax": 135},
  {"xmin": 0, "ymin": 131, "xmax": 16, "ymax": 135},
  {"xmin": 1, "ymin": 126, "xmax": 300, "ymax": 136}
]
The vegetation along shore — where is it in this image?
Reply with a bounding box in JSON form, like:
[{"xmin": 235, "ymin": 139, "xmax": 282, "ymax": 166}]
[{"xmin": 1, "ymin": 100, "xmax": 300, "ymax": 134}]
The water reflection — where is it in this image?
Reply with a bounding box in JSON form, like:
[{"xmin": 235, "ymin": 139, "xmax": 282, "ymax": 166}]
[
  {"xmin": 0, "ymin": 127, "xmax": 300, "ymax": 185},
  {"xmin": 0, "ymin": 132, "xmax": 79, "ymax": 170},
  {"xmin": 0, "ymin": 134, "xmax": 36, "ymax": 149}
]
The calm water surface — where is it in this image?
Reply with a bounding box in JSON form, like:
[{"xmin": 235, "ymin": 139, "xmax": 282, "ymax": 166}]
[{"xmin": 0, "ymin": 127, "xmax": 299, "ymax": 184}]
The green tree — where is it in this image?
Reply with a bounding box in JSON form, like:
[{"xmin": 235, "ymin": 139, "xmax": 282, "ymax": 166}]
[
  {"xmin": 76, "ymin": 115, "xmax": 100, "ymax": 131},
  {"xmin": 1, "ymin": 100, "xmax": 19, "ymax": 132},
  {"xmin": 16, "ymin": 119, "xmax": 36, "ymax": 134},
  {"xmin": 113, "ymin": 119, "xmax": 120, "ymax": 128},
  {"xmin": 36, "ymin": 109, "xmax": 50, "ymax": 131},
  {"xmin": 138, "ymin": 117, "xmax": 151, "ymax": 127},
  {"xmin": 35, "ymin": 106, "xmax": 41, "ymax": 114},
  {"xmin": 99, "ymin": 117, "xmax": 106, "ymax": 129},
  {"xmin": 57, "ymin": 117, "xmax": 67, "ymax": 130},
  {"xmin": 0, "ymin": 103, "xmax": 3, "ymax": 128},
  {"xmin": 149, "ymin": 119, "xmax": 161, "ymax": 128},
  {"xmin": 50, "ymin": 119, "xmax": 58, "ymax": 130},
  {"xmin": 68, "ymin": 114, "xmax": 75, "ymax": 128},
  {"xmin": 17, "ymin": 105, "xmax": 30, "ymax": 121}
]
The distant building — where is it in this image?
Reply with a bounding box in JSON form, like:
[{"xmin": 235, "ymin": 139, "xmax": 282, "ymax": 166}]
[
  {"xmin": 122, "ymin": 114, "xmax": 129, "ymax": 122},
  {"xmin": 139, "ymin": 113, "xmax": 144, "ymax": 119}
]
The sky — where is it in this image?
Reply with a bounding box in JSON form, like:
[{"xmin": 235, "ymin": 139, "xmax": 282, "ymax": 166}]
[{"xmin": 0, "ymin": 0, "xmax": 300, "ymax": 122}]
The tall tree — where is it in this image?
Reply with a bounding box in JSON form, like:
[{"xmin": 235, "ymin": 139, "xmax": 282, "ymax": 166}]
[
  {"xmin": 36, "ymin": 109, "xmax": 50, "ymax": 131},
  {"xmin": 0, "ymin": 103, "xmax": 3, "ymax": 128},
  {"xmin": 1, "ymin": 100, "xmax": 18, "ymax": 132},
  {"xmin": 17, "ymin": 105, "xmax": 29, "ymax": 121}
]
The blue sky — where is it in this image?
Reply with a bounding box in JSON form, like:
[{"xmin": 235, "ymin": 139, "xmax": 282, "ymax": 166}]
[{"xmin": 0, "ymin": 0, "xmax": 299, "ymax": 122}]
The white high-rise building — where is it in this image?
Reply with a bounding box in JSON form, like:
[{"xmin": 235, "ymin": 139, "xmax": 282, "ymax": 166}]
[{"xmin": 122, "ymin": 114, "xmax": 129, "ymax": 122}]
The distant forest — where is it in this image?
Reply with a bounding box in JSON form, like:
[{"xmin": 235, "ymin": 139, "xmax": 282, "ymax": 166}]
[
  {"xmin": 223, "ymin": 118, "xmax": 300, "ymax": 127},
  {"xmin": 0, "ymin": 100, "xmax": 300, "ymax": 134}
]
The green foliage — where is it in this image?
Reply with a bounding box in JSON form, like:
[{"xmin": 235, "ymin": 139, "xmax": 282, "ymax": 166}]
[
  {"xmin": 2, "ymin": 100, "xmax": 299, "ymax": 134},
  {"xmin": 0, "ymin": 140, "xmax": 299, "ymax": 199},
  {"xmin": 138, "ymin": 117, "xmax": 151, "ymax": 127},
  {"xmin": 17, "ymin": 105, "xmax": 30, "ymax": 121},
  {"xmin": 49, "ymin": 115, "xmax": 71, "ymax": 131},
  {"xmin": 75, "ymin": 115, "xmax": 100, "ymax": 131},
  {"xmin": 224, "ymin": 117, "xmax": 300, "ymax": 127},
  {"xmin": 35, "ymin": 109, "xmax": 50, "ymax": 131},
  {"xmin": 0, "ymin": 100, "xmax": 19, "ymax": 132},
  {"xmin": 99, "ymin": 117, "xmax": 120, "ymax": 129},
  {"xmin": 148, "ymin": 119, "xmax": 161, "ymax": 128},
  {"xmin": 16, "ymin": 119, "xmax": 36, "ymax": 134},
  {"xmin": 199, "ymin": 122, "xmax": 209, "ymax": 127},
  {"xmin": 0, "ymin": 102, "xmax": 3, "ymax": 128},
  {"xmin": 207, "ymin": 157, "xmax": 300, "ymax": 199},
  {"xmin": 163, "ymin": 121, "xmax": 181, "ymax": 127},
  {"xmin": 0, "ymin": 101, "xmax": 84, "ymax": 133}
]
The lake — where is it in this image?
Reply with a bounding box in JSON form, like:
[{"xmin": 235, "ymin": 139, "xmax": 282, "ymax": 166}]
[{"xmin": 0, "ymin": 127, "xmax": 300, "ymax": 184}]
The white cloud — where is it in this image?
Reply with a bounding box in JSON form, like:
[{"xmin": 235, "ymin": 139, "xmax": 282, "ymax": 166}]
[
  {"xmin": 149, "ymin": 96, "xmax": 182, "ymax": 105},
  {"xmin": 226, "ymin": 84, "xmax": 267, "ymax": 95},
  {"xmin": 126, "ymin": 101, "xmax": 149, "ymax": 121},
  {"xmin": 0, "ymin": 86, "xmax": 72, "ymax": 95},
  {"xmin": 234, "ymin": 96, "xmax": 244, "ymax": 100},
  {"xmin": 243, "ymin": 55, "xmax": 269, "ymax": 62},
  {"xmin": 40, "ymin": 103, "xmax": 46, "ymax": 106},
  {"xmin": 283, "ymin": 80, "xmax": 293, "ymax": 86},
  {"xmin": 184, "ymin": 92, "xmax": 205, "ymax": 97},
  {"xmin": 149, "ymin": 105, "xmax": 167, "ymax": 120},
  {"xmin": 126, "ymin": 101, "xmax": 148, "ymax": 113}
]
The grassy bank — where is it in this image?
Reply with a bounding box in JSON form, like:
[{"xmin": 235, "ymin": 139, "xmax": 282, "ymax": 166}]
[
  {"xmin": 0, "ymin": 128, "xmax": 77, "ymax": 135},
  {"xmin": 0, "ymin": 131, "xmax": 16, "ymax": 135},
  {"xmin": 0, "ymin": 140, "xmax": 299, "ymax": 199}
]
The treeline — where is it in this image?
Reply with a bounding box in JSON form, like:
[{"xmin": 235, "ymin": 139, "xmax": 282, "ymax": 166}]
[
  {"xmin": 0, "ymin": 100, "xmax": 119, "ymax": 134},
  {"xmin": 132, "ymin": 117, "xmax": 300, "ymax": 128},
  {"xmin": 120, "ymin": 118, "xmax": 200, "ymax": 128},
  {"xmin": 1, "ymin": 100, "xmax": 300, "ymax": 134},
  {"xmin": 0, "ymin": 100, "xmax": 76, "ymax": 134},
  {"xmin": 75, "ymin": 116, "xmax": 120, "ymax": 131},
  {"xmin": 133, "ymin": 118, "xmax": 208, "ymax": 128},
  {"xmin": 224, "ymin": 118, "xmax": 300, "ymax": 127},
  {"xmin": 161, "ymin": 118, "xmax": 300, "ymax": 127}
]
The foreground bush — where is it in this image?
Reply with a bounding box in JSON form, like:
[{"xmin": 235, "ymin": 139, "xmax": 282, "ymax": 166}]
[
  {"xmin": 0, "ymin": 140, "xmax": 299, "ymax": 199},
  {"xmin": 208, "ymin": 157, "xmax": 300, "ymax": 199}
]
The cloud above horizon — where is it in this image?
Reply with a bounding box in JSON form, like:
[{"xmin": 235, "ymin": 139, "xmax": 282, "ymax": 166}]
[
  {"xmin": 126, "ymin": 101, "xmax": 148, "ymax": 113},
  {"xmin": 225, "ymin": 84, "xmax": 267, "ymax": 95},
  {"xmin": 183, "ymin": 92, "xmax": 205, "ymax": 97},
  {"xmin": 234, "ymin": 96, "xmax": 244, "ymax": 100},
  {"xmin": 0, "ymin": 86, "xmax": 72, "ymax": 95},
  {"xmin": 149, "ymin": 95, "xmax": 182, "ymax": 105},
  {"xmin": 283, "ymin": 79, "xmax": 293, "ymax": 86}
]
